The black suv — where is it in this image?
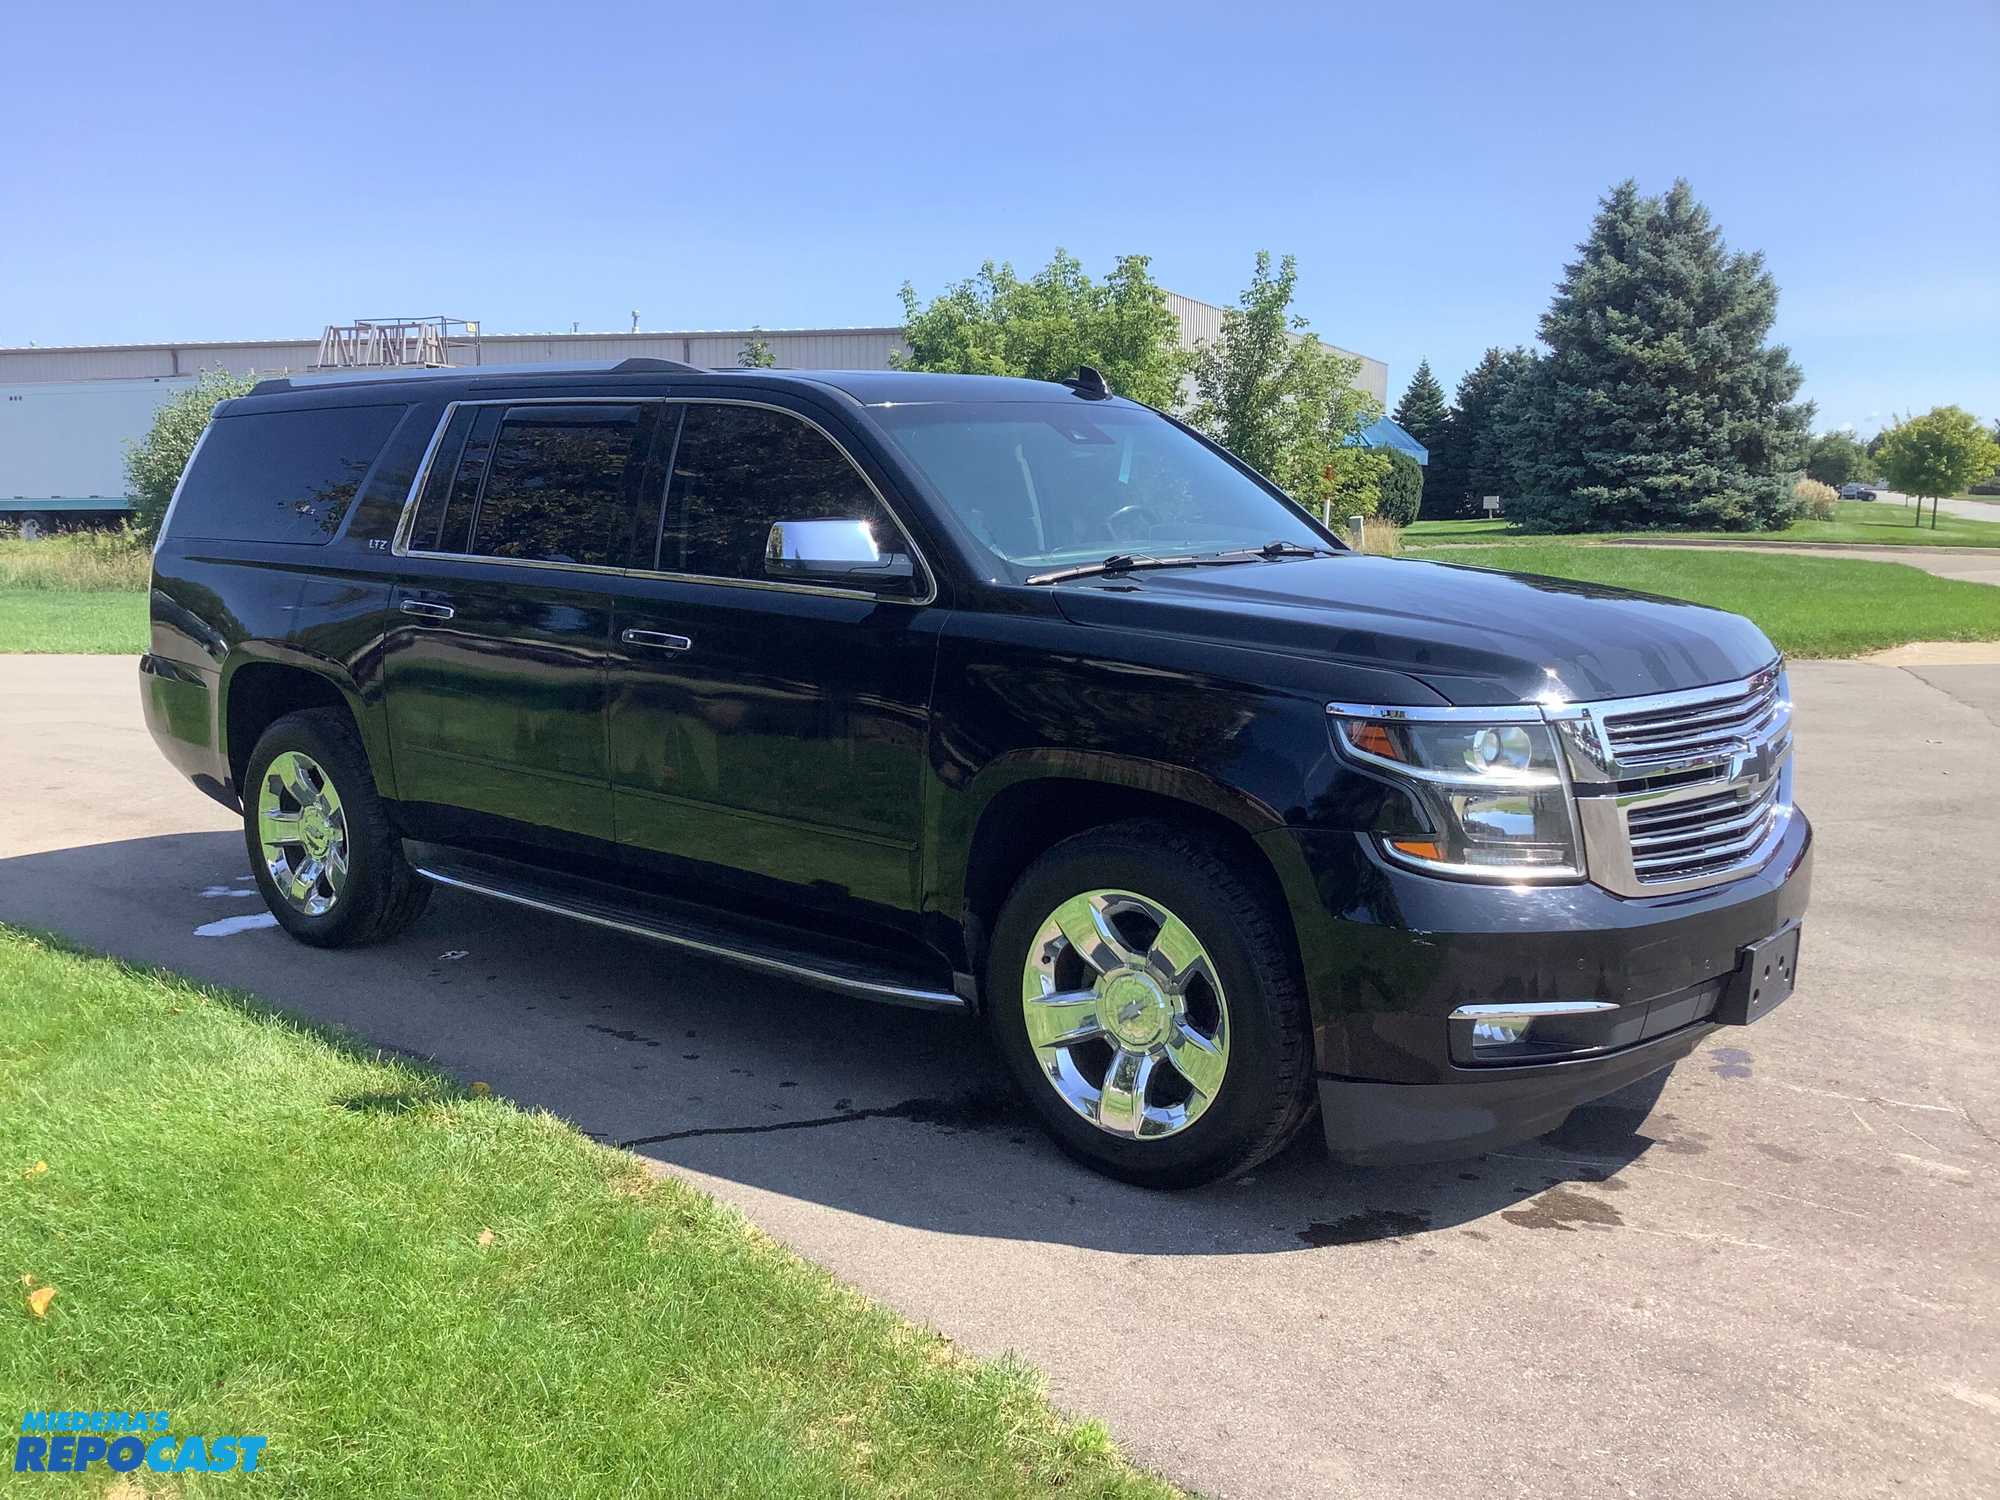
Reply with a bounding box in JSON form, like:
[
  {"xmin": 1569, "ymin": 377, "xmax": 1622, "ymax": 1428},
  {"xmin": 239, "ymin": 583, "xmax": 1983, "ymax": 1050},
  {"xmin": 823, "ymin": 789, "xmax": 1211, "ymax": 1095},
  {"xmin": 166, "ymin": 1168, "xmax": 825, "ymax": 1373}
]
[{"xmin": 142, "ymin": 360, "xmax": 1810, "ymax": 1187}]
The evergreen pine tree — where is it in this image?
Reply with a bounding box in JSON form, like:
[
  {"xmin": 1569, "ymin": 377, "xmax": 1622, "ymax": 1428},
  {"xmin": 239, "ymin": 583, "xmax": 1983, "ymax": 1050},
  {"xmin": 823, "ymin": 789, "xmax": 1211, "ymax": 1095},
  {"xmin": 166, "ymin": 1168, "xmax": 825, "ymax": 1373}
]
[
  {"xmin": 1390, "ymin": 359, "xmax": 1449, "ymax": 452},
  {"xmin": 1508, "ymin": 179, "xmax": 1810, "ymax": 532},
  {"xmin": 1423, "ymin": 348, "xmax": 1531, "ymax": 518}
]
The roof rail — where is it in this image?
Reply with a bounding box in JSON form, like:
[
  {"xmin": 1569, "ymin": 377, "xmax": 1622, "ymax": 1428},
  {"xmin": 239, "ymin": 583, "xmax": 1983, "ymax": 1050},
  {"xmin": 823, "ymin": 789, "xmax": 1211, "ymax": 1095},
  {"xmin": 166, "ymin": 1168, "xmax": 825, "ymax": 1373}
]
[
  {"xmin": 247, "ymin": 356, "xmax": 708, "ymax": 397},
  {"xmin": 609, "ymin": 356, "xmax": 705, "ymax": 374}
]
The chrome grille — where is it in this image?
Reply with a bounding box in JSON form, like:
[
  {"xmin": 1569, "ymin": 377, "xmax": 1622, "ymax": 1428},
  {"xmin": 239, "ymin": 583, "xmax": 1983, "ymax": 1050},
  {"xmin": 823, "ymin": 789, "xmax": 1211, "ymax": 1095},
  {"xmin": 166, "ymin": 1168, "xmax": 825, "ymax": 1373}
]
[
  {"xmin": 1601, "ymin": 669, "xmax": 1784, "ymax": 769},
  {"xmin": 1553, "ymin": 665, "xmax": 1795, "ymax": 898},
  {"xmin": 1625, "ymin": 775, "xmax": 1784, "ymax": 886}
]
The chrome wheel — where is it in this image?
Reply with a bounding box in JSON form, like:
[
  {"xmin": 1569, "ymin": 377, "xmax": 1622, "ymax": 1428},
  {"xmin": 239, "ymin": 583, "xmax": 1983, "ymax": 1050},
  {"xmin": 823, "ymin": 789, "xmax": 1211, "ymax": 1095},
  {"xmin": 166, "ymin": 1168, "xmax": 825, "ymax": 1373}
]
[
  {"xmin": 257, "ymin": 750, "xmax": 348, "ymax": 917},
  {"xmin": 1020, "ymin": 889, "xmax": 1230, "ymax": 1140}
]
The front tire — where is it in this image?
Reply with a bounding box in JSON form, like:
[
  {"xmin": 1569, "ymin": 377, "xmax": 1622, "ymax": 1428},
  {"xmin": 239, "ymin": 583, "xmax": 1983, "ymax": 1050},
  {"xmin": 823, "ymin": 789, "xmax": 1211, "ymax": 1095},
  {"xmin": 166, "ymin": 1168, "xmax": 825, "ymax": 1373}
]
[
  {"xmin": 243, "ymin": 708, "xmax": 430, "ymax": 947},
  {"xmin": 986, "ymin": 819, "xmax": 1316, "ymax": 1188}
]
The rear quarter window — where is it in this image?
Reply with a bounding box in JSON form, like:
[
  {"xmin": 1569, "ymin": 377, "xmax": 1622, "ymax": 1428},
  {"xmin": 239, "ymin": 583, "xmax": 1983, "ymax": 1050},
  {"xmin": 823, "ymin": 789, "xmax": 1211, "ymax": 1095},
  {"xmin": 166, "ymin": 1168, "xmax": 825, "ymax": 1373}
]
[{"xmin": 171, "ymin": 403, "xmax": 408, "ymax": 544}]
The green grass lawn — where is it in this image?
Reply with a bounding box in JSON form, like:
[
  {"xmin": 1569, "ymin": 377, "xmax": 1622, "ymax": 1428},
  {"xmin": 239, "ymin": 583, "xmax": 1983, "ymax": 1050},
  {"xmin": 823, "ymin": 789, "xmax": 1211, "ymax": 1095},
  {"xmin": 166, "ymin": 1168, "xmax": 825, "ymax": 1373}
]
[
  {"xmin": 0, "ymin": 928, "xmax": 1175, "ymax": 1499},
  {"xmin": 1415, "ymin": 543, "xmax": 2000, "ymax": 657},
  {"xmin": 1406, "ymin": 499, "xmax": 2000, "ymax": 548},
  {"xmin": 0, "ymin": 534, "xmax": 152, "ymax": 651},
  {"xmin": 0, "ymin": 590, "xmax": 147, "ymax": 652}
]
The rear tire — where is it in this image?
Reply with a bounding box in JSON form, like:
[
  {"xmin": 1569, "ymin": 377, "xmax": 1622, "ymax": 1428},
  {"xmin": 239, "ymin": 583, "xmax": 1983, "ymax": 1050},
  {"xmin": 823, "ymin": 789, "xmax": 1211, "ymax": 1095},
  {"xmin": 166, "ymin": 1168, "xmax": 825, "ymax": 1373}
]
[
  {"xmin": 986, "ymin": 818, "xmax": 1316, "ymax": 1189},
  {"xmin": 243, "ymin": 708, "xmax": 430, "ymax": 948}
]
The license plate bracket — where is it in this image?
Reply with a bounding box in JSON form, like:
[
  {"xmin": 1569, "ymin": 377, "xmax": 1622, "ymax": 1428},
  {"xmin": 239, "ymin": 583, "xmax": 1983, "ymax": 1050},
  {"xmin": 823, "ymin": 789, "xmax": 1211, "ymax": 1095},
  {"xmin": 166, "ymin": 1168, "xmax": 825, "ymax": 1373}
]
[{"xmin": 1715, "ymin": 922, "xmax": 1802, "ymax": 1025}]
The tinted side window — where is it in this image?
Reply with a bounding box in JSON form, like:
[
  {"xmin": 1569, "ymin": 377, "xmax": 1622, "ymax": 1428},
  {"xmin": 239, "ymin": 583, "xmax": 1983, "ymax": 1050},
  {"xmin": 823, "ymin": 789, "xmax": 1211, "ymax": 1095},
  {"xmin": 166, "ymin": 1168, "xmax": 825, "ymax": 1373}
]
[
  {"xmin": 174, "ymin": 404, "xmax": 406, "ymax": 544},
  {"xmin": 660, "ymin": 404, "xmax": 906, "ymax": 584},
  {"xmin": 416, "ymin": 407, "xmax": 503, "ymax": 554},
  {"xmin": 466, "ymin": 405, "xmax": 645, "ymax": 567}
]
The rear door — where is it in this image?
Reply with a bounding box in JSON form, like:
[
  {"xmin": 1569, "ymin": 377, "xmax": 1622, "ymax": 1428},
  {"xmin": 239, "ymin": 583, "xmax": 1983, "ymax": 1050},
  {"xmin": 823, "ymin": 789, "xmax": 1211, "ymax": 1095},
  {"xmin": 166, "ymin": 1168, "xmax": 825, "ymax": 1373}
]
[
  {"xmin": 602, "ymin": 398, "xmax": 944, "ymax": 922},
  {"xmin": 383, "ymin": 398, "xmax": 660, "ymax": 846}
]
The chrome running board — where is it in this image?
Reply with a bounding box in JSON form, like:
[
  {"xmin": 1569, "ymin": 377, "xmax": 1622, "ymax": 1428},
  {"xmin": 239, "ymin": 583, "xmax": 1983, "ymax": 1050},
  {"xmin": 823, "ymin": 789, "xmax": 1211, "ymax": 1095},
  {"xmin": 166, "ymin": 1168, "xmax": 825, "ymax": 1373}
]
[{"xmin": 410, "ymin": 853, "xmax": 966, "ymax": 1013}]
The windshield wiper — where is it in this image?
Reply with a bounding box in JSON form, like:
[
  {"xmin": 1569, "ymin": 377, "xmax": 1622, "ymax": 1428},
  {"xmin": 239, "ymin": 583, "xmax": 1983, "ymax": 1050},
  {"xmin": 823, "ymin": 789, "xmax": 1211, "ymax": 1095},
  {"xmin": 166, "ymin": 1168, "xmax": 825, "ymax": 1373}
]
[
  {"xmin": 1024, "ymin": 540, "xmax": 1343, "ymax": 585},
  {"xmin": 1249, "ymin": 539, "xmax": 1341, "ymax": 559},
  {"xmin": 1025, "ymin": 552, "xmax": 1260, "ymax": 586}
]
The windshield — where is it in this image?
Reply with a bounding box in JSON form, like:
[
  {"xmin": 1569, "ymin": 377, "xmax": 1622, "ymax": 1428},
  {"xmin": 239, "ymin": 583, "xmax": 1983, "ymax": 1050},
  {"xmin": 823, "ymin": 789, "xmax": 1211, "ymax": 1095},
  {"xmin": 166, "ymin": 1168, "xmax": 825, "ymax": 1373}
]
[{"xmin": 869, "ymin": 401, "xmax": 1332, "ymax": 577}]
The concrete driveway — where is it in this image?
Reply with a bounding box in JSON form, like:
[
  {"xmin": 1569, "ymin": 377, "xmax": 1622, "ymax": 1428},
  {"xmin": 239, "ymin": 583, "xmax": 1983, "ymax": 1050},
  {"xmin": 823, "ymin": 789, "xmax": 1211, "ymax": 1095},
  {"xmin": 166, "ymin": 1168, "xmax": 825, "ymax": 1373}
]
[{"xmin": 3, "ymin": 655, "xmax": 1996, "ymax": 1500}]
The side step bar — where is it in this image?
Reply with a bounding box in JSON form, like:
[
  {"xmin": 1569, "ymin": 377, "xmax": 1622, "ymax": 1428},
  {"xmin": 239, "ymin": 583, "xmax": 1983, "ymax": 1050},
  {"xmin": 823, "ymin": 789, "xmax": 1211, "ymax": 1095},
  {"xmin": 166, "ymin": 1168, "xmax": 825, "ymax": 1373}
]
[{"xmin": 409, "ymin": 852, "xmax": 966, "ymax": 1013}]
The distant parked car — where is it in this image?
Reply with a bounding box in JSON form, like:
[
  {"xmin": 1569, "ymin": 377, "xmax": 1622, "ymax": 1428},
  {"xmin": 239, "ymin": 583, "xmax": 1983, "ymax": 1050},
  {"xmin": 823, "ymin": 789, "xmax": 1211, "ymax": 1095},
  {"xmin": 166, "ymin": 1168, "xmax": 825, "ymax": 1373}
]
[{"xmin": 1839, "ymin": 483, "xmax": 1877, "ymax": 501}]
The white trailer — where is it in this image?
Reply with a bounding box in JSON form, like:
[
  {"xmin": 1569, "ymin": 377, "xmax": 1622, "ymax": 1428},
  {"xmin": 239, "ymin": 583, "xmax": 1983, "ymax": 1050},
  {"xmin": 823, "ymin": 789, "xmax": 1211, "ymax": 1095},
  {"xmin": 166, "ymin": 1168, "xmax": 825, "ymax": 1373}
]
[{"xmin": 0, "ymin": 376, "xmax": 194, "ymax": 537}]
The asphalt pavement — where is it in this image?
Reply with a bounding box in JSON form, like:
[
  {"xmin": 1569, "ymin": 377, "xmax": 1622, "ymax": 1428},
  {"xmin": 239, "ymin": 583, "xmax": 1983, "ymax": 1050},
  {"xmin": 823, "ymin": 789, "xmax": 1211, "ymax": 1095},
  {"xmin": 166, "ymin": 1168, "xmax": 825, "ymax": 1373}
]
[{"xmin": 2, "ymin": 654, "xmax": 1996, "ymax": 1499}]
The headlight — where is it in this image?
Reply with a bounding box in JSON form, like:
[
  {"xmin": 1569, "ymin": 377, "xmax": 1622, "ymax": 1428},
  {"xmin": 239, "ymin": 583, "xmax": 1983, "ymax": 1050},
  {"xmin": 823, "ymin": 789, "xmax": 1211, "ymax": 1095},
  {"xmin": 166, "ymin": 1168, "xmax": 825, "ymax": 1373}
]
[{"xmin": 1330, "ymin": 710, "xmax": 1584, "ymax": 881}]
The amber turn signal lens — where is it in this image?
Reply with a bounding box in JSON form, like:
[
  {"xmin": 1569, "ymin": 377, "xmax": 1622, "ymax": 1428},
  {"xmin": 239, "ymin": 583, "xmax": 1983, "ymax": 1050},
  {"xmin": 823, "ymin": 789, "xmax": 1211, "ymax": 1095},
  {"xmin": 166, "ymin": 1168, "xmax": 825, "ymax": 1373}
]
[
  {"xmin": 1388, "ymin": 838, "xmax": 1444, "ymax": 861},
  {"xmin": 1347, "ymin": 722, "xmax": 1402, "ymax": 761}
]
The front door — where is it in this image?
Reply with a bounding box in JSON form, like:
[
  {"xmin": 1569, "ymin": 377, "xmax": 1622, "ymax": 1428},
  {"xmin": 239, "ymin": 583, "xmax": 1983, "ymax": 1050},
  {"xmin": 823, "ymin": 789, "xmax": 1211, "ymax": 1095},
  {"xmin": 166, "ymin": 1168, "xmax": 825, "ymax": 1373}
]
[
  {"xmin": 383, "ymin": 399, "xmax": 659, "ymax": 846},
  {"xmin": 603, "ymin": 399, "xmax": 943, "ymax": 923}
]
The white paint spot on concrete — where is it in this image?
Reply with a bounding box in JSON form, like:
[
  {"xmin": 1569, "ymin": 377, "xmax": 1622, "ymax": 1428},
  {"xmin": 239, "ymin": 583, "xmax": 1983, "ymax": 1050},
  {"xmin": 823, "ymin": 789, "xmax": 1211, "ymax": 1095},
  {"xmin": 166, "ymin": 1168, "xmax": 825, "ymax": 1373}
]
[
  {"xmin": 1939, "ymin": 1383, "xmax": 2000, "ymax": 1416},
  {"xmin": 1892, "ymin": 1153, "xmax": 1974, "ymax": 1183},
  {"xmin": 194, "ymin": 913, "xmax": 279, "ymax": 938},
  {"xmin": 200, "ymin": 885, "xmax": 259, "ymax": 899},
  {"xmin": 438, "ymin": 950, "xmax": 469, "ymax": 961}
]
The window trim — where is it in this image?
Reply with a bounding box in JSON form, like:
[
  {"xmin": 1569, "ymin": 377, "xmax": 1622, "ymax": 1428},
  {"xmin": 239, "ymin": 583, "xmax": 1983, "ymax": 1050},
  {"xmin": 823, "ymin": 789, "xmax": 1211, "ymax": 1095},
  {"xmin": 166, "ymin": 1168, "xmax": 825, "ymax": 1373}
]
[{"xmin": 391, "ymin": 396, "xmax": 937, "ymax": 605}]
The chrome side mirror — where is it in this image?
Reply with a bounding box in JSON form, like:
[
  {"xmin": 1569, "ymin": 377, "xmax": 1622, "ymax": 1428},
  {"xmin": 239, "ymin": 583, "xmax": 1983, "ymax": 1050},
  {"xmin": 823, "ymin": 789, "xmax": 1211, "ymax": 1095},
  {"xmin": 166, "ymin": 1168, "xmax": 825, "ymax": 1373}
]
[{"xmin": 764, "ymin": 518, "xmax": 915, "ymax": 592}]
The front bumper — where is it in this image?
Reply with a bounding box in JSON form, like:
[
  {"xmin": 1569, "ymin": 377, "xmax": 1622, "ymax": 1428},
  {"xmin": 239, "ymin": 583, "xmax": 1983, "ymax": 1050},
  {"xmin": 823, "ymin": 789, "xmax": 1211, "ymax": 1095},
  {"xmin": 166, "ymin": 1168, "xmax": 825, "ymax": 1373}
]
[
  {"xmin": 1257, "ymin": 808, "xmax": 1813, "ymax": 1165},
  {"xmin": 1317, "ymin": 1019, "xmax": 1715, "ymax": 1166}
]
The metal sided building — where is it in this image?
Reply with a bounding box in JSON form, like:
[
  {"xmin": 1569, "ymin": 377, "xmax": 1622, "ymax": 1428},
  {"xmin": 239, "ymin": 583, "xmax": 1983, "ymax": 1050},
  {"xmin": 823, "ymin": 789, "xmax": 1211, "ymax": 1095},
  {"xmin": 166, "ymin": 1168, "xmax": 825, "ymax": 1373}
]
[{"xmin": 0, "ymin": 297, "xmax": 1403, "ymax": 526}]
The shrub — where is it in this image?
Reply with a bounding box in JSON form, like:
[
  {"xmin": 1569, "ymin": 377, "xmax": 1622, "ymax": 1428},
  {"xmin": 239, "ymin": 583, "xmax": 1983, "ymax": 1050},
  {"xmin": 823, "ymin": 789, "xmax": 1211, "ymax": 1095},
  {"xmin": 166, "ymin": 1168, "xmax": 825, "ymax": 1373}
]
[
  {"xmin": 1375, "ymin": 450, "xmax": 1423, "ymax": 527},
  {"xmin": 124, "ymin": 368, "xmax": 254, "ymax": 544},
  {"xmin": 1508, "ymin": 490, "xmax": 1602, "ymax": 533},
  {"xmin": 1793, "ymin": 478, "xmax": 1839, "ymax": 521}
]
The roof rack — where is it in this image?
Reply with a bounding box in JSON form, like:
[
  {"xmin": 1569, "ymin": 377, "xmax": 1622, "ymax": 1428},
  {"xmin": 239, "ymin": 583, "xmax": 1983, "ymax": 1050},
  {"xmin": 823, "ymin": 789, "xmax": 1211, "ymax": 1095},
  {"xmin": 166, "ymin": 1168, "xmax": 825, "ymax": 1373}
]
[{"xmin": 248, "ymin": 356, "xmax": 706, "ymax": 397}]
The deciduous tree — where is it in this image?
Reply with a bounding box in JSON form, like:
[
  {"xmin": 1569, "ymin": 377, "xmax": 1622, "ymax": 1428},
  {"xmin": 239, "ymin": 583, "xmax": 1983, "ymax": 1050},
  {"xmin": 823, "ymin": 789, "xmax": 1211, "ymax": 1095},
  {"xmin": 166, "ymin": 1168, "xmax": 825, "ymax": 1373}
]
[
  {"xmin": 895, "ymin": 250, "xmax": 1188, "ymax": 409},
  {"xmin": 1185, "ymin": 252, "xmax": 1386, "ymax": 522},
  {"xmin": 1805, "ymin": 431, "xmax": 1873, "ymax": 489},
  {"xmin": 1874, "ymin": 406, "xmax": 2000, "ymax": 528},
  {"xmin": 737, "ymin": 330, "xmax": 776, "ymax": 368}
]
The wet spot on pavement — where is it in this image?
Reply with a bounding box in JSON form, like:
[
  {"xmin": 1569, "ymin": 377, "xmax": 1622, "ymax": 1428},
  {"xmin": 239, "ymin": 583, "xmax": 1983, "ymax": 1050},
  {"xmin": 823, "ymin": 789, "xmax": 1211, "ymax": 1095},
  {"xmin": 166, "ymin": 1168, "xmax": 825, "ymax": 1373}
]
[
  {"xmin": 1753, "ymin": 1141, "xmax": 1809, "ymax": 1164},
  {"xmin": 1711, "ymin": 1046, "xmax": 1754, "ymax": 1079},
  {"xmin": 1500, "ymin": 1187, "xmax": 1625, "ymax": 1232},
  {"xmin": 1298, "ymin": 1209, "xmax": 1431, "ymax": 1247},
  {"xmin": 587, "ymin": 1025, "xmax": 661, "ymax": 1048},
  {"xmin": 878, "ymin": 1086, "xmax": 1026, "ymax": 1132}
]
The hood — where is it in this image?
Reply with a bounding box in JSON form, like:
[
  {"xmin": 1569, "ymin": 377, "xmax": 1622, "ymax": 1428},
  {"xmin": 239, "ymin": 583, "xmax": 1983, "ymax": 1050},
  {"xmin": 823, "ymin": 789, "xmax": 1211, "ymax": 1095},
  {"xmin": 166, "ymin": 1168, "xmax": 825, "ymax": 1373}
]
[{"xmin": 1049, "ymin": 553, "xmax": 1778, "ymax": 705}]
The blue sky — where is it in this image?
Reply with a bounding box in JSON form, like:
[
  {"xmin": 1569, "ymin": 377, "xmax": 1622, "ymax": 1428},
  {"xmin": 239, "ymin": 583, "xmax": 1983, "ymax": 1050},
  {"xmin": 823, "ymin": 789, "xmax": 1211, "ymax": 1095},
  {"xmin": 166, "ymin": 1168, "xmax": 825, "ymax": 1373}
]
[{"xmin": 5, "ymin": 1, "xmax": 1995, "ymax": 435}]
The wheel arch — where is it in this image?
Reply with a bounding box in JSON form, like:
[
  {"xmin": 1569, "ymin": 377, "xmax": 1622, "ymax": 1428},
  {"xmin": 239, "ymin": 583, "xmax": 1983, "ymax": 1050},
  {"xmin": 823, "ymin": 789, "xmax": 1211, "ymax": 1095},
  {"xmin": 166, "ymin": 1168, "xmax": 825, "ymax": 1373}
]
[
  {"xmin": 221, "ymin": 651, "xmax": 389, "ymax": 802},
  {"xmin": 949, "ymin": 754, "xmax": 1301, "ymax": 995}
]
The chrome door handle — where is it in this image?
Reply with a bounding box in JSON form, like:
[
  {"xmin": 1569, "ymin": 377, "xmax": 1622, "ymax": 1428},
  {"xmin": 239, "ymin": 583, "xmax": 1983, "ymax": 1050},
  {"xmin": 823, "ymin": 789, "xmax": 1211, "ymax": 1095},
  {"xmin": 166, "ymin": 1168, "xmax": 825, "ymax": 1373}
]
[
  {"xmin": 621, "ymin": 628, "xmax": 693, "ymax": 652},
  {"xmin": 400, "ymin": 600, "xmax": 454, "ymax": 620}
]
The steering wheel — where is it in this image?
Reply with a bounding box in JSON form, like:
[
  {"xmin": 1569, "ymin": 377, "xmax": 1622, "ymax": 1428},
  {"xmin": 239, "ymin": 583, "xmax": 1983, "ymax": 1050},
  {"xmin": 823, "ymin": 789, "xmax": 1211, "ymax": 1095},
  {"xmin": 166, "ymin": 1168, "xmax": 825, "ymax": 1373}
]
[{"xmin": 1103, "ymin": 503, "xmax": 1159, "ymax": 542}]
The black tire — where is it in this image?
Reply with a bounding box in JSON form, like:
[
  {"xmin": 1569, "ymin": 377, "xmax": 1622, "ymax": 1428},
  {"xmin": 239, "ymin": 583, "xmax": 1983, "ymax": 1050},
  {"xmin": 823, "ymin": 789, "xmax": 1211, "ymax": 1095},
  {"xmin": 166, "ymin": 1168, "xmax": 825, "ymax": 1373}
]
[
  {"xmin": 985, "ymin": 818, "xmax": 1317, "ymax": 1189},
  {"xmin": 243, "ymin": 708, "xmax": 430, "ymax": 948}
]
